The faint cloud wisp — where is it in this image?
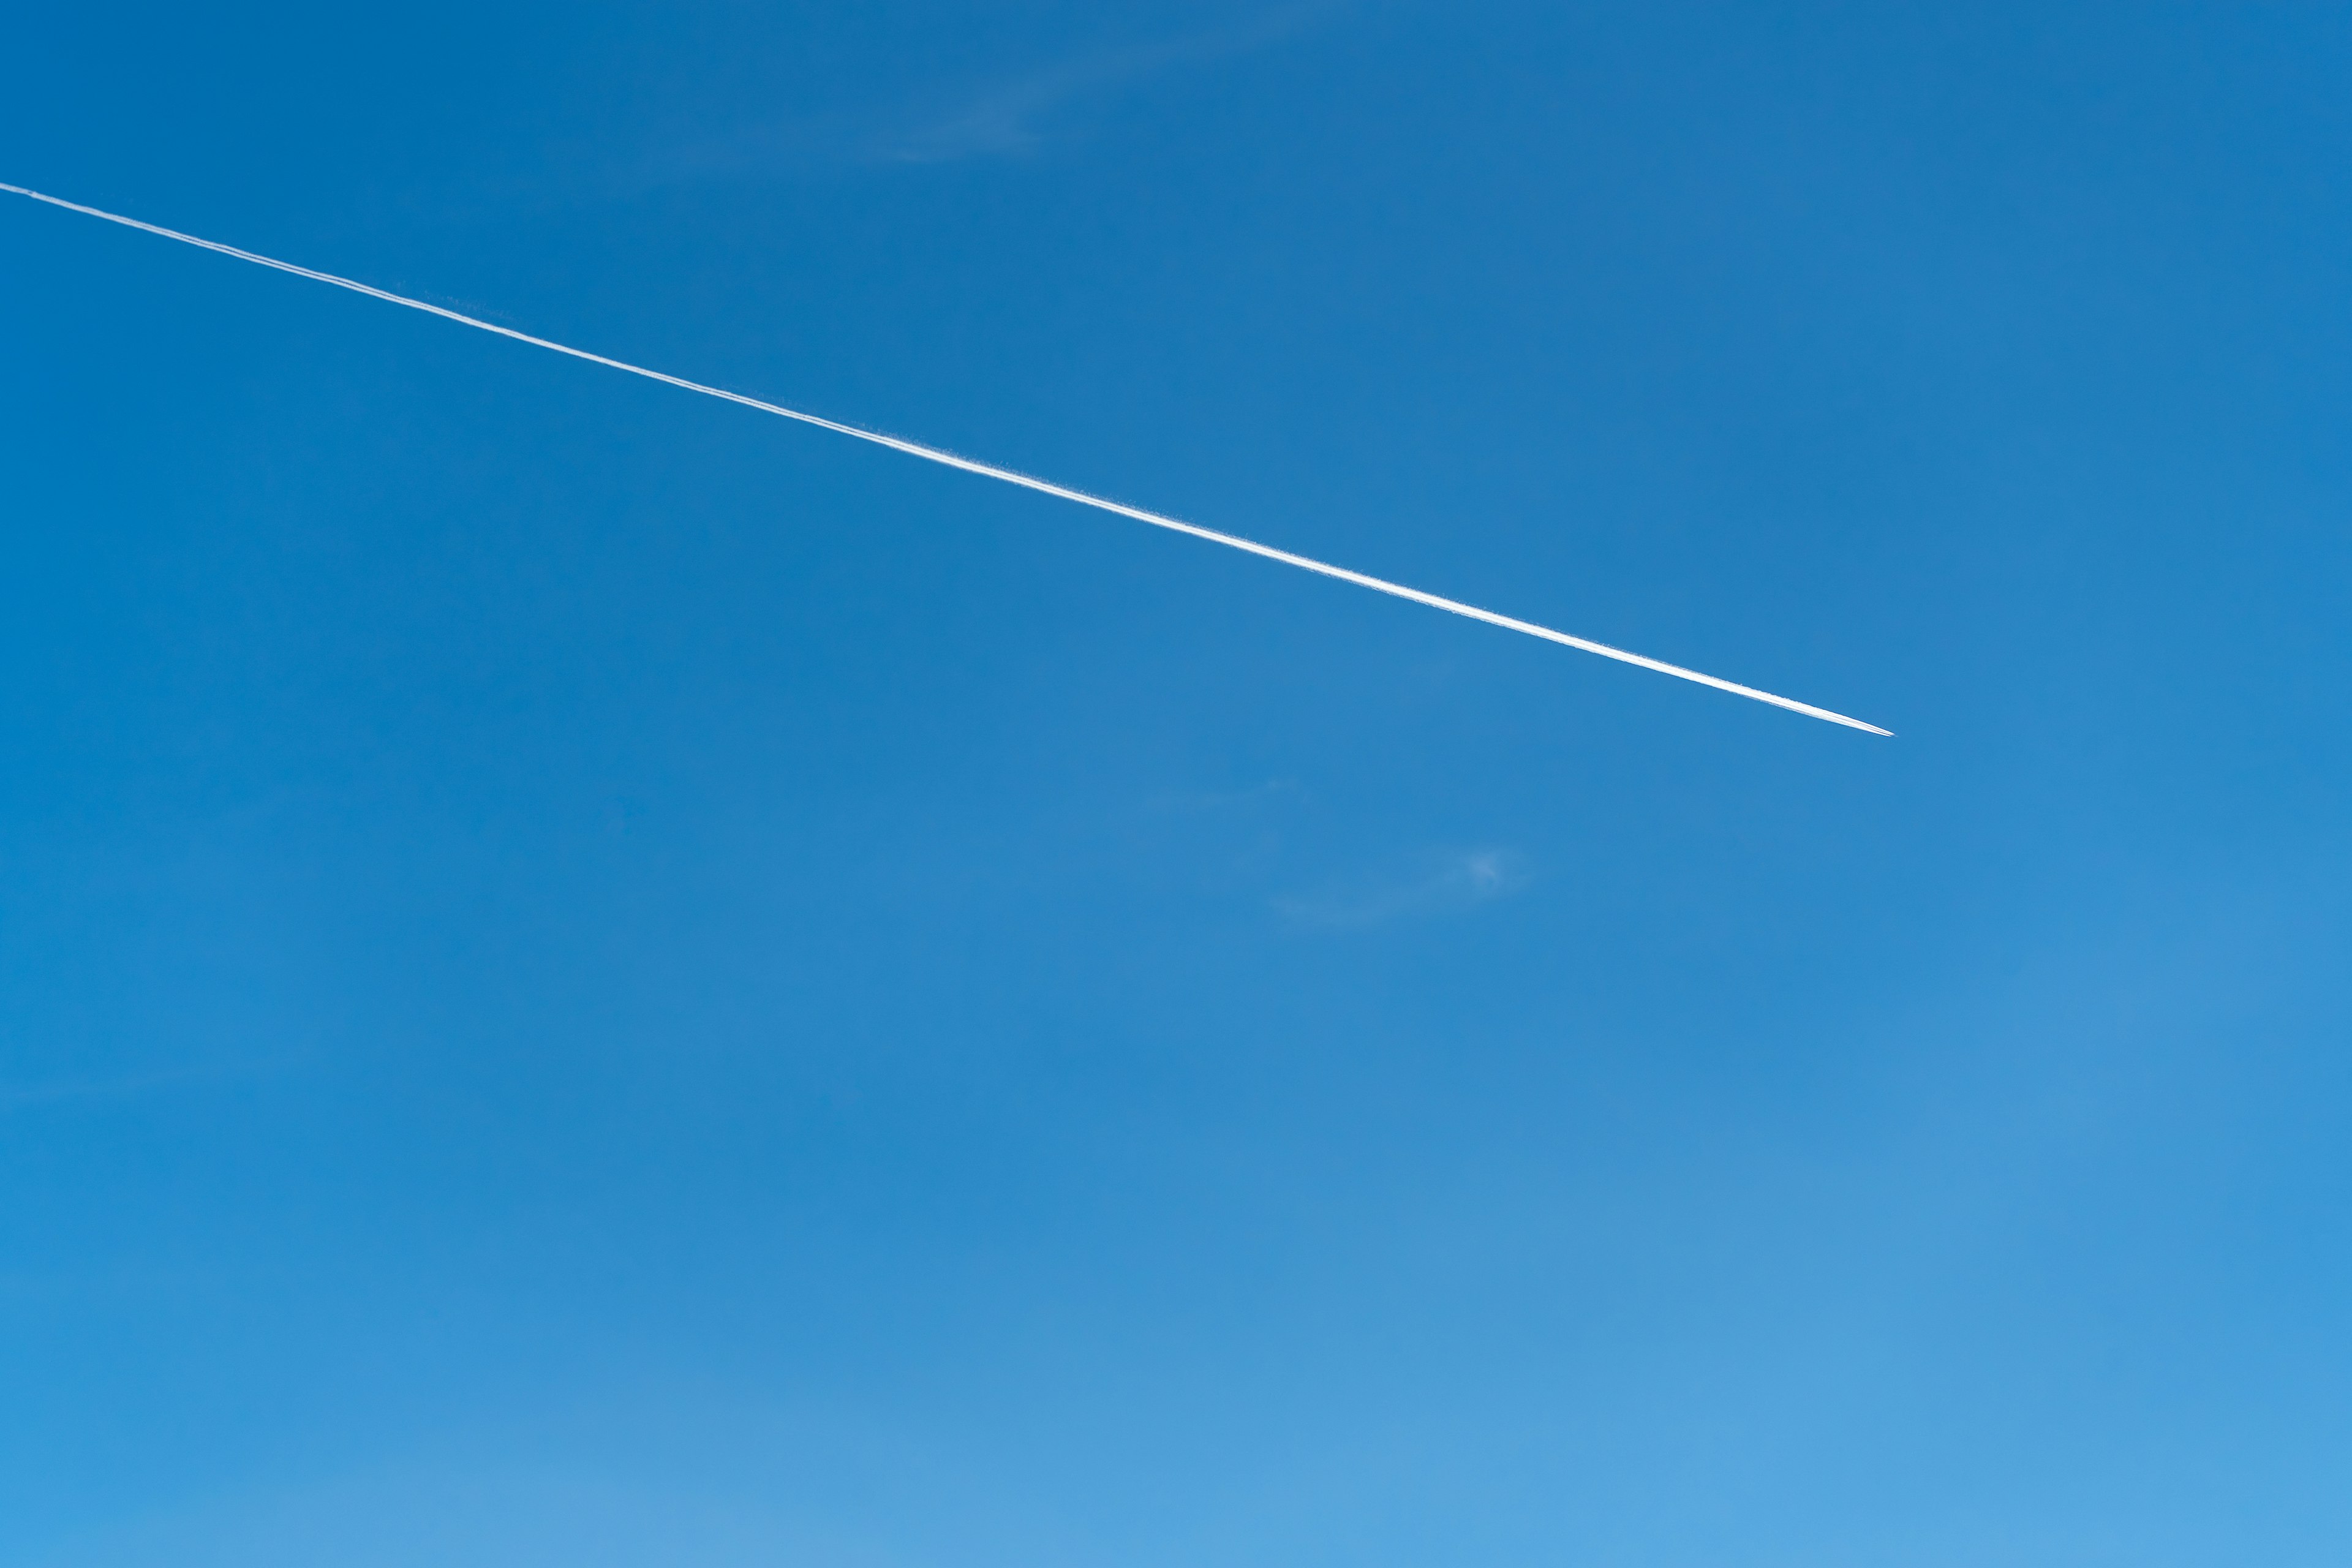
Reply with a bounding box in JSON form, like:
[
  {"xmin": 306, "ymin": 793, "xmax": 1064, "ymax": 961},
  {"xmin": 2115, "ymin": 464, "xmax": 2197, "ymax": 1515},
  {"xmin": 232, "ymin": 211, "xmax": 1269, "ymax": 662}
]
[
  {"xmin": 876, "ymin": 4, "xmax": 1335, "ymax": 164},
  {"xmin": 1276, "ymin": 847, "xmax": 1529, "ymax": 930},
  {"xmin": 647, "ymin": 3, "xmax": 1342, "ymax": 184}
]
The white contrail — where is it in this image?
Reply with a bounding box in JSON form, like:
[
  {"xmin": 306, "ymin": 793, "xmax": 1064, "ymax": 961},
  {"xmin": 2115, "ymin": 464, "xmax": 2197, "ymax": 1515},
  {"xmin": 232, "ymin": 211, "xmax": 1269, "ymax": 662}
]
[{"xmin": 1, "ymin": 180, "xmax": 1890, "ymax": 735}]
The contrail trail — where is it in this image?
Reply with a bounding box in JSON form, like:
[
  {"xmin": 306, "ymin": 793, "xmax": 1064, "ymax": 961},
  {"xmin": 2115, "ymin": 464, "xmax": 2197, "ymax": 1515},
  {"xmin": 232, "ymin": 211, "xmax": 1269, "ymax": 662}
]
[{"xmin": 1, "ymin": 181, "xmax": 1890, "ymax": 735}]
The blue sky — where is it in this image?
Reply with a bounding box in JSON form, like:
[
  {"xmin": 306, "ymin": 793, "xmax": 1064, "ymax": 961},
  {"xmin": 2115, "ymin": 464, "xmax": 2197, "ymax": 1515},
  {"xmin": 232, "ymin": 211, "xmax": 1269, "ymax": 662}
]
[{"xmin": 4, "ymin": 2, "xmax": 2350, "ymax": 1562}]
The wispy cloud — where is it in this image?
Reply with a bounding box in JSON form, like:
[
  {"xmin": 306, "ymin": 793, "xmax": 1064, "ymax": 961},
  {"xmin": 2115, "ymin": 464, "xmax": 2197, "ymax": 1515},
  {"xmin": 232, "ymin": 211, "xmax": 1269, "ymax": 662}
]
[
  {"xmin": 876, "ymin": 5, "xmax": 1335, "ymax": 165},
  {"xmin": 1276, "ymin": 847, "xmax": 1529, "ymax": 930},
  {"xmin": 642, "ymin": 4, "xmax": 1341, "ymax": 185}
]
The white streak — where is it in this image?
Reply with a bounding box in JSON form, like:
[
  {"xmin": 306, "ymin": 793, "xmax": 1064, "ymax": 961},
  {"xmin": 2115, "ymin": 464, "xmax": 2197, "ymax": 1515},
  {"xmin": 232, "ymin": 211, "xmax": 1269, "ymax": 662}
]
[{"xmin": 0, "ymin": 181, "xmax": 1890, "ymax": 735}]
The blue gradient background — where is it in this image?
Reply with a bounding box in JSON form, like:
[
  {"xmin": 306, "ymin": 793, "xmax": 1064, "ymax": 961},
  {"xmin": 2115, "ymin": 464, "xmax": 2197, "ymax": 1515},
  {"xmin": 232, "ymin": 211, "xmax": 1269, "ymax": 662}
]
[{"xmin": 5, "ymin": 3, "xmax": 2350, "ymax": 1562}]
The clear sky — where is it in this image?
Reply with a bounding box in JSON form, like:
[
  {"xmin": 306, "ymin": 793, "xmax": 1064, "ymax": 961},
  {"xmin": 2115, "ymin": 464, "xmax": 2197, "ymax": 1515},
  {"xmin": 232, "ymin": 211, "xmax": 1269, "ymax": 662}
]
[{"xmin": 4, "ymin": 3, "xmax": 2348, "ymax": 1563}]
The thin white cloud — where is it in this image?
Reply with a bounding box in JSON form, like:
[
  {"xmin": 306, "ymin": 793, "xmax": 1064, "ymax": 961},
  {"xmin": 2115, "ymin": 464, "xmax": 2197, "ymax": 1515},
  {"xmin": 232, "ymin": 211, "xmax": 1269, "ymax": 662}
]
[
  {"xmin": 1276, "ymin": 846, "xmax": 1529, "ymax": 930},
  {"xmin": 876, "ymin": 5, "xmax": 1336, "ymax": 164},
  {"xmin": 635, "ymin": 4, "xmax": 1344, "ymax": 185}
]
